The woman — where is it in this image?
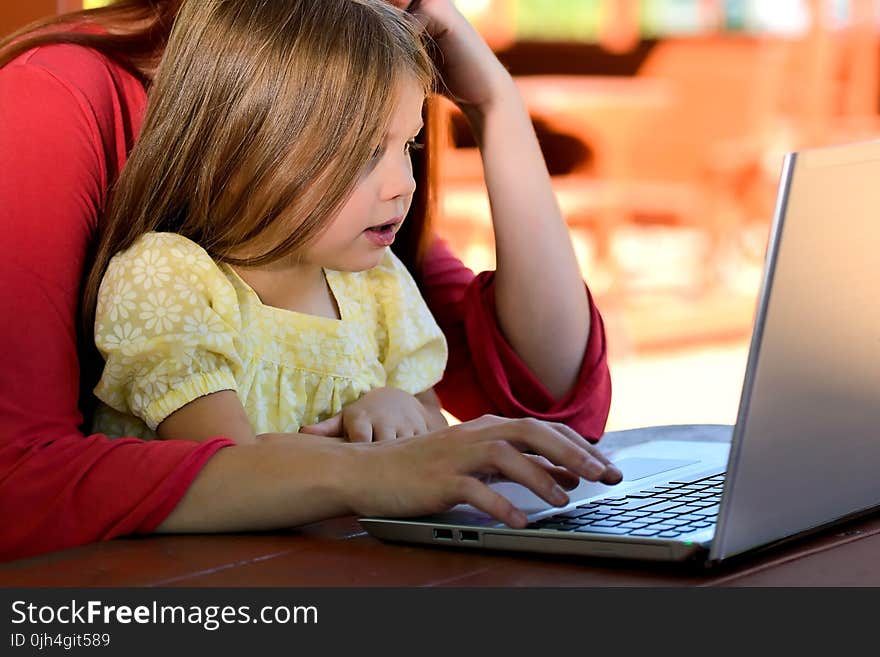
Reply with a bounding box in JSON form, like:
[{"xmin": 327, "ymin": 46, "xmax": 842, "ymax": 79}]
[{"xmin": 0, "ymin": 0, "xmax": 615, "ymax": 562}]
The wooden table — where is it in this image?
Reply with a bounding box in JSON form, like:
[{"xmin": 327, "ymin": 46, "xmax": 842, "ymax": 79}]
[{"xmin": 3, "ymin": 425, "xmax": 880, "ymax": 587}]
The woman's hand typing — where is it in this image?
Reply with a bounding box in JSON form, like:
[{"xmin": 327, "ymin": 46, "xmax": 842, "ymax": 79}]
[{"xmin": 345, "ymin": 414, "xmax": 623, "ymax": 528}]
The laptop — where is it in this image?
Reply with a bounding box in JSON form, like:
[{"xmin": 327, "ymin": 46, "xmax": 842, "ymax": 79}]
[{"xmin": 360, "ymin": 138, "xmax": 880, "ymax": 565}]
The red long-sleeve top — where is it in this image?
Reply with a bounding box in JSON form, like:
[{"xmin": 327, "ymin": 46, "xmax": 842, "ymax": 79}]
[{"xmin": 0, "ymin": 43, "xmax": 611, "ymax": 562}]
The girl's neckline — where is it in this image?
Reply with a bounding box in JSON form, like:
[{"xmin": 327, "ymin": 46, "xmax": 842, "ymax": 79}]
[{"xmin": 221, "ymin": 264, "xmax": 346, "ymax": 324}]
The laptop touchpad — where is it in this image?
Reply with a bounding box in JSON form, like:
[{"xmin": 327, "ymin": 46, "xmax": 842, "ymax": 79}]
[{"xmin": 616, "ymin": 457, "xmax": 699, "ymax": 481}]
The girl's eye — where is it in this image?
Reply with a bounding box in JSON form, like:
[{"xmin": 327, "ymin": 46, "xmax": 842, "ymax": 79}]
[{"xmin": 405, "ymin": 139, "xmax": 424, "ymax": 155}]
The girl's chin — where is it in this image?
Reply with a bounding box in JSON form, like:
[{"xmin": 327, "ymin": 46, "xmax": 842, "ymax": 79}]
[{"xmin": 323, "ymin": 249, "xmax": 387, "ymax": 273}]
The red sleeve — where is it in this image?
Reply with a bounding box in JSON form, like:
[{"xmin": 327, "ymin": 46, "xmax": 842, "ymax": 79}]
[
  {"xmin": 0, "ymin": 49, "xmax": 233, "ymax": 562},
  {"xmin": 421, "ymin": 238, "xmax": 612, "ymax": 441}
]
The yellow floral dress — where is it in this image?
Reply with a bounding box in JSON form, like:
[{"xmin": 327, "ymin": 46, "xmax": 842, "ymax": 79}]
[{"xmin": 92, "ymin": 232, "xmax": 448, "ymax": 440}]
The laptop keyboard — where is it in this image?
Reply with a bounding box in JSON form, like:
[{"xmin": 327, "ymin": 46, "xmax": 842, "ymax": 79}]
[{"xmin": 527, "ymin": 471, "xmax": 726, "ymax": 539}]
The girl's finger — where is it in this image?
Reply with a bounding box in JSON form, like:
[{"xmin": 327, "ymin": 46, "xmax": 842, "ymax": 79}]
[
  {"xmin": 299, "ymin": 413, "xmax": 343, "ymax": 437},
  {"xmin": 373, "ymin": 423, "xmax": 397, "ymax": 442},
  {"xmin": 412, "ymin": 415, "xmax": 429, "ymax": 437},
  {"xmin": 345, "ymin": 416, "xmax": 374, "ymax": 443}
]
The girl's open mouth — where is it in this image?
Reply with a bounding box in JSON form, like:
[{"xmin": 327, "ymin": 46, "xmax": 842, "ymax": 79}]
[{"xmin": 364, "ymin": 221, "xmax": 399, "ymax": 247}]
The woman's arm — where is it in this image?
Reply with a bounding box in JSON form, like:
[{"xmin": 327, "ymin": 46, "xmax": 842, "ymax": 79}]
[
  {"xmin": 158, "ymin": 415, "xmax": 622, "ymax": 533},
  {"xmin": 400, "ymin": 0, "xmax": 591, "ymax": 399},
  {"xmin": 421, "ymin": 238, "xmax": 612, "ymax": 439},
  {"xmin": 465, "ymin": 84, "xmax": 591, "ymax": 399}
]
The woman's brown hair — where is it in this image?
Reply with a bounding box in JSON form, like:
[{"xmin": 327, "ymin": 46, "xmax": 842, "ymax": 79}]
[{"xmin": 0, "ymin": 1, "xmax": 180, "ymax": 84}]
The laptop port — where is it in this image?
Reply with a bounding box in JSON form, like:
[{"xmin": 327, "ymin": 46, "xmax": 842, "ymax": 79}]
[
  {"xmin": 459, "ymin": 530, "xmax": 479, "ymax": 542},
  {"xmin": 432, "ymin": 528, "xmax": 453, "ymax": 540}
]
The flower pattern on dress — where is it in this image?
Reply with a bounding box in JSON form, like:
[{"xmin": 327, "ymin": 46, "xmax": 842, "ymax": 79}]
[
  {"xmin": 100, "ymin": 322, "xmax": 144, "ymax": 358},
  {"xmin": 182, "ymin": 306, "xmax": 229, "ymax": 350},
  {"xmin": 139, "ymin": 289, "xmax": 183, "ymax": 334},
  {"xmin": 172, "ymin": 272, "xmax": 207, "ymax": 306},
  {"xmin": 92, "ymin": 232, "xmax": 447, "ymax": 440},
  {"xmin": 128, "ymin": 246, "xmax": 172, "ymax": 291},
  {"xmin": 102, "ymin": 277, "xmax": 138, "ymax": 323}
]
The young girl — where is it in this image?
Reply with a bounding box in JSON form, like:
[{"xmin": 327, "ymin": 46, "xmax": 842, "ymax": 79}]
[{"xmin": 85, "ymin": 0, "xmax": 448, "ymax": 444}]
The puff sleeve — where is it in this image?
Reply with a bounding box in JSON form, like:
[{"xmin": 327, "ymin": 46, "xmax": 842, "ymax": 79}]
[{"xmin": 93, "ymin": 233, "xmax": 243, "ymax": 431}]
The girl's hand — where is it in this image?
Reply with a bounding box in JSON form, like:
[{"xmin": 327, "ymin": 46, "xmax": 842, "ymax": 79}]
[
  {"xmin": 300, "ymin": 387, "xmax": 447, "ymax": 442},
  {"xmin": 387, "ymin": 0, "xmax": 512, "ymax": 113},
  {"xmin": 347, "ymin": 414, "xmax": 623, "ymax": 528}
]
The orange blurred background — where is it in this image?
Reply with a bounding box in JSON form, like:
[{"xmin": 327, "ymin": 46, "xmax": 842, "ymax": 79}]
[
  {"xmin": 4, "ymin": 0, "xmax": 879, "ymax": 431},
  {"xmin": 440, "ymin": 0, "xmax": 880, "ymax": 431}
]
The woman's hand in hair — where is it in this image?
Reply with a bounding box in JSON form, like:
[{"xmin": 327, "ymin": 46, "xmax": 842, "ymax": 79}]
[
  {"xmin": 345, "ymin": 414, "xmax": 623, "ymax": 528},
  {"xmin": 387, "ymin": 0, "xmax": 514, "ymax": 114},
  {"xmin": 300, "ymin": 386, "xmax": 448, "ymax": 442}
]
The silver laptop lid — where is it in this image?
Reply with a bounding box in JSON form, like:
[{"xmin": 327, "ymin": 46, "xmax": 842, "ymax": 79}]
[{"xmin": 711, "ymin": 140, "xmax": 880, "ymax": 561}]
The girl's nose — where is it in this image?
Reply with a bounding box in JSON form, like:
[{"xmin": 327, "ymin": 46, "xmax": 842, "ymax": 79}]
[{"xmin": 381, "ymin": 156, "xmax": 417, "ymax": 201}]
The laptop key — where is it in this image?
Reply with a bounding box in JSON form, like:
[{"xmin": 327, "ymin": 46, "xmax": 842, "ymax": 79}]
[
  {"xmin": 616, "ymin": 522, "xmax": 651, "ymax": 530},
  {"xmin": 552, "ymin": 511, "xmax": 584, "ymax": 520},
  {"xmin": 614, "ymin": 514, "xmax": 643, "ymax": 522},
  {"xmin": 658, "ymin": 531, "xmax": 684, "ymax": 538},
  {"xmin": 675, "ymin": 514, "xmax": 709, "ymax": 523},
  {"xmin": 630, "ymin": 529, "xmax": 662, "ymax": 536},
  {"xmin": 638, "ymin": 500, "xmax": 686, "ymax": 513},
  {"xmin": 580, "ymin": 498, "xmax": 662, "ymax": 512},
  {"xmin": 594, "ymin": 499, "xmax": 631, "ymax": 507},
  {"xmin": 665, "ymin": 518, "xmax": 694, "ymax": 527},
  {"xmin": 668, "ymin": 504, "xmax": 704, "ymax": 515},
  {"xmin": 579, "ymin": 513, "xmax": 613, "ymax": 522}
]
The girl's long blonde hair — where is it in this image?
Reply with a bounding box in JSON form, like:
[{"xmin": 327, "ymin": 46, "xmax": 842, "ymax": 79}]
[{"xmin": 78, "ymin": 0, "xmax": 435, "ymax": 339}]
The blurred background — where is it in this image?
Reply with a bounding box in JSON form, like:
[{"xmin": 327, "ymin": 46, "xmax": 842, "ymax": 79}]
[{"xmin": 4, "ymin": 1, "xmax": 879, "ymax": 431}]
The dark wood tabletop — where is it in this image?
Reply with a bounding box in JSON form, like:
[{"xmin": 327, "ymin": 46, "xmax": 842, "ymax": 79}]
[{"xmin": 3, "ymin": 424, "xmax": 880, "ymax": 587}]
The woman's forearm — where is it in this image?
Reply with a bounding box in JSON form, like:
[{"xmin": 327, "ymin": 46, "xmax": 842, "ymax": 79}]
[
  {"xmin": 462, "ymin": 79, "xmax": 591, "ymax": 399},
  {"xmin": 156, "ymin": 434, "xmax": 354, "ymax": 532},
  {"xmin": 157, "ymin": 416, "xmax": 624, "ymax": 535}
]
